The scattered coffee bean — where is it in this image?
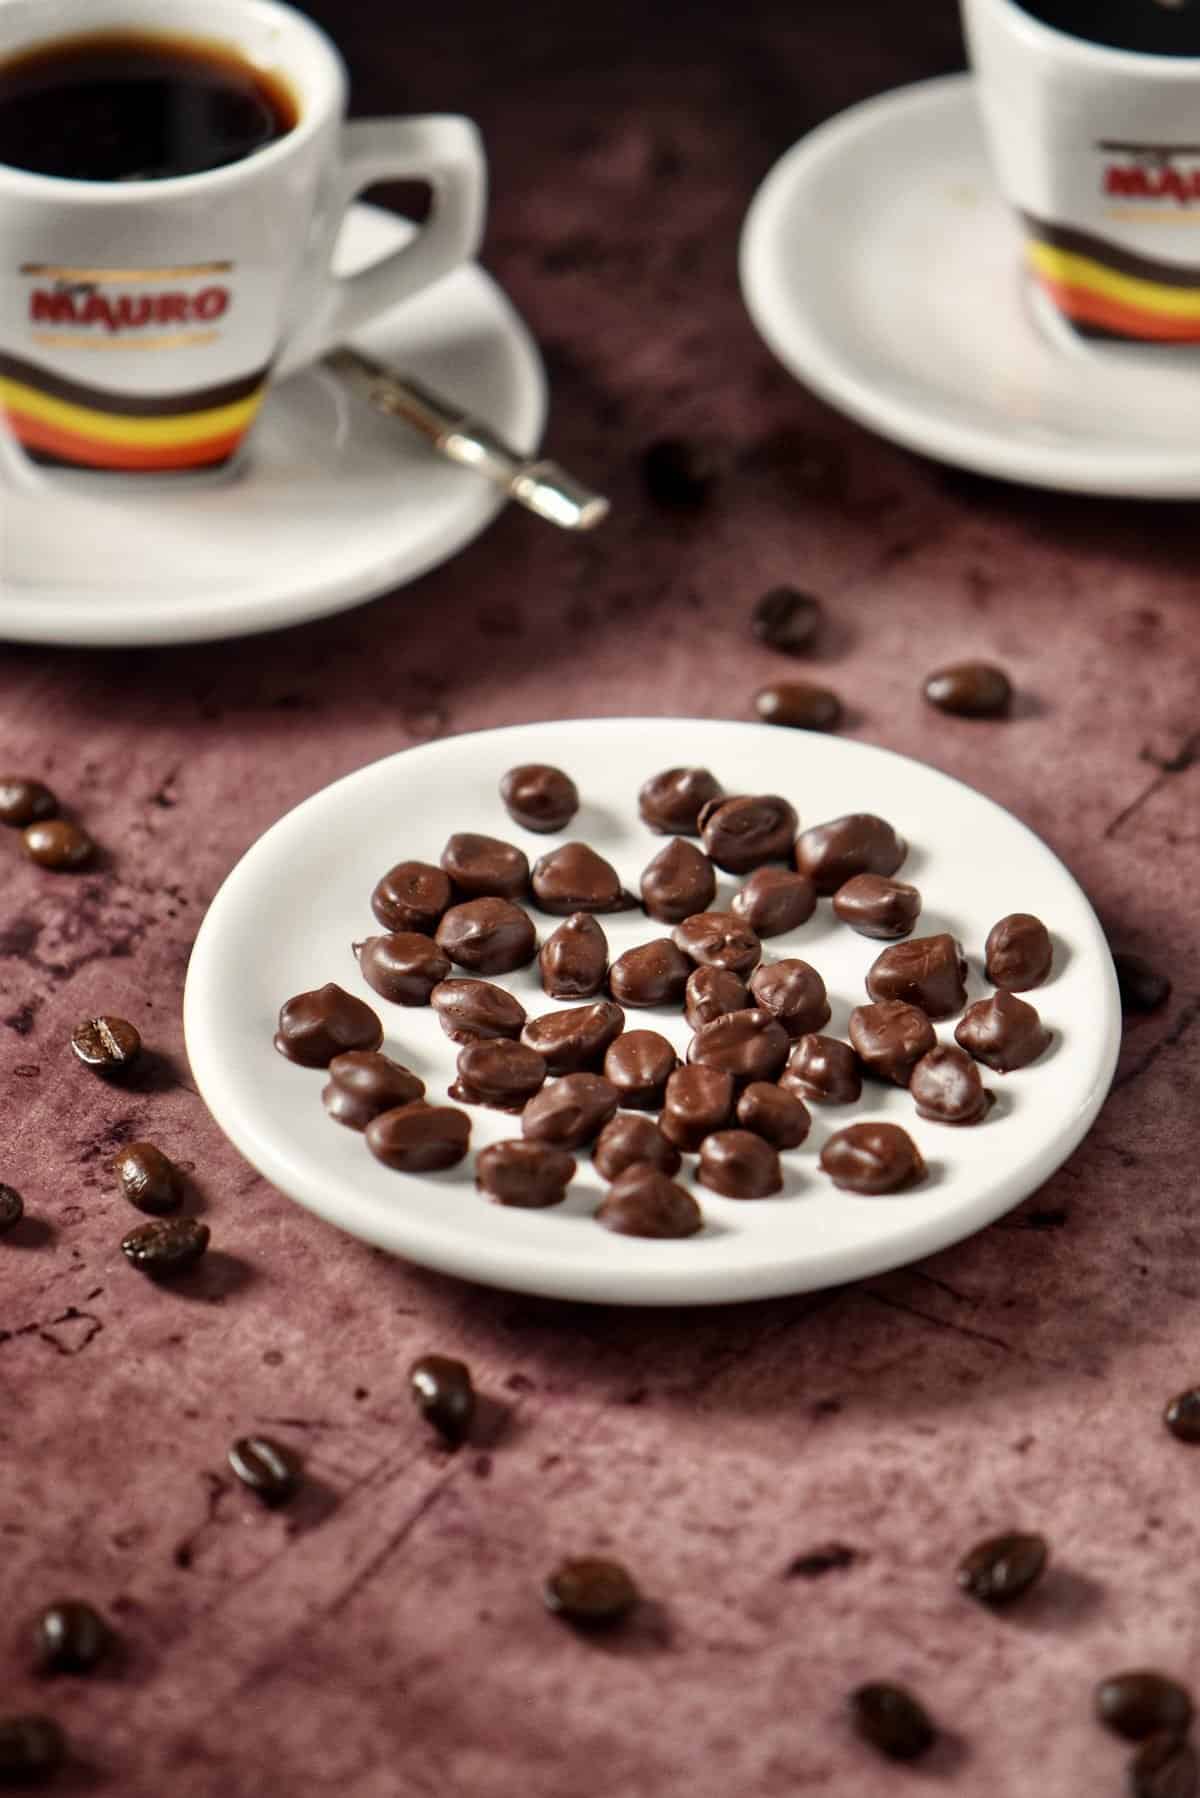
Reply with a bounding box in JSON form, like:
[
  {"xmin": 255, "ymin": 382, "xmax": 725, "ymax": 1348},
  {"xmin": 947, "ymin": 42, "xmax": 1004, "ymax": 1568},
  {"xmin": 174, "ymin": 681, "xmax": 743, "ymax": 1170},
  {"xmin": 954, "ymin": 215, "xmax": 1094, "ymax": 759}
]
[
  {"xmin": 521, "ymin": 1074, "xmax": 620, "ymax": 1149},
  {"xmin": 673, "ymin": 911, "xmax": 762, "ymax": 976},
  {"xmin": 1164, "ymin": 1388, "xmax": 1200, "ymax": 1444},
  {"xmin": 698, "ymin": 1129, "xmax": 783, "ymax": 1198},
  {"xmin": 749, "ymin": 959, "xmax": 831, "ymax": 1037},
  {"xmin": 833, "ymin": 873, "xmax": 922, "ymax": 941},
  {"xmin": 910, "ymin": 1046, "xmax": 993, "ymax": 1125},
  {"xmin": 736, "ymin": 1082, "xmax": 811, "ymax": 1149},
  {"xmin": 1096, "ymin": 1673, "xmax": 1194, "ymax": 1742},
  {"xmin": 274, "ymin": 984, "xmax": 382, "ymax": 1068},
  {"xmin": 322, "ymin": 1051, "xmax": 425, "ymax": 1130},
  {"xmin": 0, "ymin": 1186, "xmax": 24, "ymax": 1233},
  {"xmin": 924, "ymin": 660, "xmax": 1012, "ymax": 718},
  {"xmin": 1114, "ymin": 952, "xmax": 1172, "ymax": 1015},
  {"xmin": 500, "ymin": 764, "xmax": 579, "ymax": 834},
  {"xmin": 794, "ymin": 813, "xmax": 906, "ymax": 895},
  {"xmin": 450, "ymin": 1039, "xmax": 547, "ymax": 1109},
  {"xmin": 849, "ymin": 1001, "xmax": 936, "ymax": 1086},
  {"xmin": 22, "ymin": 818, "xmax": 94, "ymax": 871},
  {"xmin": 366, "ymin": 1102, "xmax": 470, "ymax": 1172},
  {"xmin": 781, "ymin": 1033, "xmax": 863, "ymax": 1105},
  {"xmin": 820, "ymin": 1122, "xmax": 926, "ymax": 1193},
  {"xmin": 0, "ymin": 1715, "xmax": 67, "ymax": 1784},
  {"xmin": 29, "ymin": 1600, "xmax": 110, "ymax": 1675},
  {"xmin": 112, "ymin": 1142, "xmax": 182, "ymax": 1215},
  {"xmin": 985, "ymin": 913, "xmax": 1053, "ymax": 991},
  {"xmin": 543, "ymin": 1556, "xmax": 640, "ymax": 1626},
  {"xmin": 410, "ymin": 1354, "xmax": 475, "ymax": 1446},
  {"xmin": 430, "ymin": 978, "xmax": 526, "ymax": 1044},
  {"xmin": 751, "ymin": 586, "xmax": 823, "ymax": 656},
  {"xmin": 539, "ymin": 913, "xmax": 608, "ymax": 998},
  {"xmin": 370, "ymin": 860, "xmax": 453, "ymax": 934},
  {"xmin": 435, "ymin": 898, "xmax": 537, "ymax": 976},
  {"xmin": 640, "ymin": 837, "xmax": 716, "ymax": 924},
  {"xmin": 609, "ymin": 939, "xmax": 693, "ymax": 1007},
  {"xmin": 730, "ymin": 866, "xmax": 816, "ymax": 937},
  {"xmin": 476, "ymin": 1141, "xmax": 575, "ymax": 1208},
  {"xmin": 531, "ymin": 842, "xmax": 632, "ymax": 914},
  {"xmin": 638, "ymin": 766, "xmax": 724, "ymax": 835},
  {"xmin": 604, "ymin": 1030, "xmax": 678, "ymax": 1109},
  {"xmin": 228, "ymin": 1435, "xmax": 302, "ymax": 1506},
  {"xmin": 1129, "ymin": 1732, "xmax": 1199, "ymax": 1798},
  {"xmin": 522, "ymin": 1001, "xmax": 625, "ymax": 1074},
  {"xmin": 592, "ymin": 1113, "xmax": 682, "ymax": 1181},
  {"xmin": 957, "ymin": 1531, "xmax": 1048, "ymax": 1605},
  {"xmin": 70, "ymin": 1014, "xmax": 141, "ymax": 1075},
  {"xmin": 690, "ymin": 1009, "xmax": 790, "ymax": 1084},
  {"xmin": 641, "ymin": 435, "xmax": 718, "ymax": 508},
  {"xmin": 698, "ymin": 794, "xmax": 798, "ymax": 873},
  {"xmin": 955, "ymin": 990, "xmax": 1050, "ymax": 1072},
  {"xmin": 355, "ymin": 931, "xmax": 450, "ymax": 1005},
  {"xmin": 121, "ymin": 1216, "xmax": 210, "ymax": 1276},
  {"xmin": 440, "ymin": 831, "xmax": 530, "ymax": 900},
  {"xmin": 597, "ymin": 1165, "xmax": 703, "ymax": 1238},
  {"xmin": 0, "ymin": 778, "xmax": 57, "ymax": 828},
  {"xmin": 866, "ymin": 933, "xmax": 968, "ymax": 1020},
  {"xmin": 659, "ymin": 1064, "xmax": 735, "ymax": 1152},
  {"xmin": 684, "ymin": 965, "xmax": 751, "ymax": 1029},
  {"xmin": 850, "ymin": 1683, "xmax": 936, "ymax": 1762},
  {"xmin": 754, "ymin": 681, "xmax": 841, "ymax": 733}
]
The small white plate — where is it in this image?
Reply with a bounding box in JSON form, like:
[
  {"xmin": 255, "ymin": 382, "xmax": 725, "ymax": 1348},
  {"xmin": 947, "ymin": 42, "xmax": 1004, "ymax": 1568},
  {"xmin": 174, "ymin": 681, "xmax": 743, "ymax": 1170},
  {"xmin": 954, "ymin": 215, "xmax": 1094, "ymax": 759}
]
[
  {"xmin": 740, "ymin": 75, "xmax": 1200, "ymax": 498},
  {"xmin": 0, "ymin": 204, "xmax": 546, "ymax": 646},
  {"xmin": 184, "ymin": 718, "xmax": 1119, "ymax": 1307}
]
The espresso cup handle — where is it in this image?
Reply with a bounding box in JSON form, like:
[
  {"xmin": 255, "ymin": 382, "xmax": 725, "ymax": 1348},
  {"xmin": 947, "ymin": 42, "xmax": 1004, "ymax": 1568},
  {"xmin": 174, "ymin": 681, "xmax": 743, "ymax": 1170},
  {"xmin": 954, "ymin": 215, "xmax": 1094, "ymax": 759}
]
[{"xmin": 274, "ymin": 114, "xmax": 486, "ymax": 379}]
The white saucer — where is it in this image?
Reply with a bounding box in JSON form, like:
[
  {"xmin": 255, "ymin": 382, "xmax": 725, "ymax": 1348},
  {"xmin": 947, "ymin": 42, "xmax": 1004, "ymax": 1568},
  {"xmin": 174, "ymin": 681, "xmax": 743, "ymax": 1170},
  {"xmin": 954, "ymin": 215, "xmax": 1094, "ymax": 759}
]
[
  {"xmin": 0, "ymin": 205, "xmax": 546, "ymax": 646},
  {"xmin": 740, "ymin": 75, "xmax": 1200, "ymax": 498},
  {"xmin": 183, "ymin": 718, "xmax": 1119, "ymax": 1308}
]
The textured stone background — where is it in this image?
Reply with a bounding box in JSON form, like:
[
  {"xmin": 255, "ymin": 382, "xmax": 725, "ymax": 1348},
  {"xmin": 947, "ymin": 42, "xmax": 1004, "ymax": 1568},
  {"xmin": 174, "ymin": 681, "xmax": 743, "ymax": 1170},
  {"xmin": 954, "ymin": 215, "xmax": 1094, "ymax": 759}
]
[{"xmin": 2, "ymin": 1, "xmax": 1198, "ymax": 1792}]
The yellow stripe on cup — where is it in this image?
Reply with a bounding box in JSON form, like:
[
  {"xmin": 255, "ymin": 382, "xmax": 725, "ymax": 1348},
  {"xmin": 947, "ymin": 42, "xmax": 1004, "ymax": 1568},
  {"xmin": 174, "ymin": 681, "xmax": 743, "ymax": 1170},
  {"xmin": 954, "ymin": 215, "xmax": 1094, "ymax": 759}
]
[
  {"xmin": 0, "ymin": 375, "xmax": 265, "ymax": 448},
  {"xmin": 1027, "ymin": 241, "xmax": 1200, "ymax": 320}
]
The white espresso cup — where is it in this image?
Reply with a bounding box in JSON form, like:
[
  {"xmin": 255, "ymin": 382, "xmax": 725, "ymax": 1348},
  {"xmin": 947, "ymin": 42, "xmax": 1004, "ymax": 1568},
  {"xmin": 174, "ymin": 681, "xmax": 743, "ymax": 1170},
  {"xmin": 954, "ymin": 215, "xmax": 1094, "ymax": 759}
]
[
  {"xmin": 0, "ymin": 0, "xmax": 486, "ymax": 473},
  {"xmin": 962, "ymin": 0, "xmax": 1200, "ymax": 345}
]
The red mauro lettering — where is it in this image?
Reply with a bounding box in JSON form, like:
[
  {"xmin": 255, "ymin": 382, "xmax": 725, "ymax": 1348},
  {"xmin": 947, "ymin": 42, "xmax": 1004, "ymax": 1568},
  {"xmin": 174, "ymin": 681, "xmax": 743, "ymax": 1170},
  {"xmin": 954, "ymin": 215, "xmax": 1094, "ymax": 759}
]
[
  {"xmin": 192, "ymin": 286, "xmax": 230, "ymax": 321},
  {"xmin": 115, "ymin": 294, "xmax": 154, "ymax": 329},
  {"xmin": 154, "ymin": 294, "xmax": 189, "ymax": 325},
  {"xmin": 1105, "ymin": 166, "xmax": 1153, "ymax": 198},
  {"xmin": 29, "ymin": 290, "xmax": 78, "ymax": 324},
  {"xmin": 79, "ymin": 291, "xmax": 119, "ymax": 332}
]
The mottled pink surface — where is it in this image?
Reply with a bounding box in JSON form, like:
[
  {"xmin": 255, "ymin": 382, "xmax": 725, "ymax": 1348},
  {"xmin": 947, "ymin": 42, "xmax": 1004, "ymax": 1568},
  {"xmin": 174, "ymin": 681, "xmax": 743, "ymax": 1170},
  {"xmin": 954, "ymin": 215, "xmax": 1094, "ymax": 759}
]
[{"xmin": 2, "ymin": 1, "xmax": 1199, "ymax": 1792}]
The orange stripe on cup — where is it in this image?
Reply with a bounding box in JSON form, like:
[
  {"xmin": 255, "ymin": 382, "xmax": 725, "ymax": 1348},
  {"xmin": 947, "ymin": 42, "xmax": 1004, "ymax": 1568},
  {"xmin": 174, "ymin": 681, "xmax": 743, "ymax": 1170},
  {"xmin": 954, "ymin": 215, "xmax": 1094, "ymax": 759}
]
[
  {"xmin": 4, "ymin": 408, "xmax": 246, "ymax": 470},
  {"xmin": 1034, "ymin": 274, "xmax": 1200, "ymax": 343}
]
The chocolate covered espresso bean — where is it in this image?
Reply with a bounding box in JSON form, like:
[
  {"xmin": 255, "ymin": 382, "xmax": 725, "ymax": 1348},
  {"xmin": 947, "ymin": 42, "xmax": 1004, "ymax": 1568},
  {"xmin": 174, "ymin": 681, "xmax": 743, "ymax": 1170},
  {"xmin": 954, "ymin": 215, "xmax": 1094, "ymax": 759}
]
[
  {"xmin": 955, "ymin": 991, "xmax": 1050, "ymax": 1073},
  {"xmin": 849, "ymin": 1001, "xmax": 936, "ymax": 1087},
  {"xmin": 833, "ymin": 873, "xmax": 921, "ymax": 941},
  {"xmin": 690, "ymin": 1009, "xmax": 790, "ymax": 1085},
  {"xmin": 749, "ymin": 959, "xmax": 831, "ymax": 1037},
  {"xmin": 275, "ymin": 984, "xmax": 382, "ymax": 1067},
  {"xmin": 751, "ymin": 587, "xmax": 823, "ymax": 656},
  {"xmin": 609, "ymin": 939, "xmax": 693, "ymax": 1007},
  {"xmin": 476, "ymin": 1141, "xmax": 574, "ymax": 1208},
  {"xmin": 440, "ymin": 832, "xmax": 529, "ymax": 900},
  {"xmin": 850, "ymin": 1684, "xmax": 936, "ymax": 1762},
  {"xmin": 639, "ymin": 766, "xmax": 723, "ymax": 835},
  {"xmin": 684, "ymin": 965, "xmax": 751, "ymax": 1029},
  {"xmin": 698, "ymin": 1130, "xmax": 782, "ymax": 1198},
  {"xmin": 985, "ymin": 913, "xmax": 1053, "ymax": 991},
  {"xmin": 597, "ymin": 1166, "xmax": 703, "ymax": 1238},
  {"xmin": 820, "ymin": 1122, "xmax": 925, "ymax": 1193},
  {"xmin": 794, "ymin": 813, "xmax": 906, "ymax": 895},
  {"xmin": 737, "ymin": 1082, "xmax": 811, "ymax": 1149},
  {"xmin": 23, "ymin": 818, "xmax": 94, "ymax": 870},
  {"xmin": 754, "ymin": 681, "xmax": 841, "ymax": 733},
  {"xmin": 672, "ymin": 911, "xmax": 762, "ymax": 977},
  {"xmin": 0, "ymin": 777, "xmax": 56, "ymax": 827},
  {"xmin": 366, "ymin": 1102, "xmax": 470, "ymax": 1172},
  {"xmin": 544, "ymin": 1557, "xmax": 641, "ymax": 1626},
  {"xmin": 228, "ymin": 1437, "xmax": 302, "ymax": 1507},
  {"xmin": 410, "ymin": 1355, "xmax": 475, "ymax": 1446},
  {"xmin": 866, "ymin": 933, "xmax": 968, "ymax": 1020},
  {"xmin": 431, "ymin": 978, "xmax": 525, "ymax": 1044},
  {"xmin": 640, "ymin": 838, "xmax": 716, "ymax": 924},
  {"xmin": 910, "ymin": 1045, "xmax": 993, "ymax": 1125},
  {"xmin": 1114, "ymin": 952, "xmax": 1171, "ymax": 1015},
  {"xmin": 435, "ymin": 899, "xmax": 536, "ymax": 975},
  {"xmin": 322, "ymin": 1051, "xmax": 425, "ymax": 1130},
  {"xmin": 112, "ymin": 1142, "xmax": 182, "ymax": 1215},
  {"xmin": 29, "ymin": 1599, "xmax": 112, "ymax": 1675},
  {"xmin": 522, "ymin": 1001, "xmax": 625, "ymax": 1074},
  {"xmin": 603, "ymin": 1030, "xmax": 678, "ymax": 1109},
  {"xmin": 924, "ymin": 661, "xmax": 1012, "ymax": 718},
  {"xmin": 539, "ymin": 913, "xmax": 608, "ymax": 998},
  {"xmin": 1096, "ymin": 1673, "xmax": 1194, "ymax": 1742},
  {"xmin": 731, "ymin": 866, "xmax": 816, "ymax": 937},
  {"xmin": 957, "ymin": 1532, "xmax": 1048, "ymax": 1607},
  {"xmin": 660, "ymin": 1065, "xmax": 735, "ymax": 1152},
  {"xmin": 698, "ymin": 794, "xmax": 798, "ymax": 873},
  {"xmin": 1130, "ymin": 1733, "xmax": 1198, "ymax": 1798},
  {"xmin": 521, "ymin": 1074, "xmax": 619, "ymax": 1149},
  {"xmin": 371, "ymin": 860, "xmax": 452, "ymax": 934},
  {"xmin": 356, "ymin": 932, "xmax": 451, "ymax": 1005},
  {"xmin": 780, "ymin": 1034, "xmax": 862, "ymax": 1105},
  {"xmin": 500, "ymin": 764, "xmax": 579, "ymax": 834},
  {"xmin": 592, "ymin": 1114, "xmax": 682, "ymax": 1181},
  {"xmin": 531, "ymin": 842, "xmax": 632, "ymax": 914},
  {"xmin": 450, "ymin": 1039, "xmax": 546, "ymax": 1110}
]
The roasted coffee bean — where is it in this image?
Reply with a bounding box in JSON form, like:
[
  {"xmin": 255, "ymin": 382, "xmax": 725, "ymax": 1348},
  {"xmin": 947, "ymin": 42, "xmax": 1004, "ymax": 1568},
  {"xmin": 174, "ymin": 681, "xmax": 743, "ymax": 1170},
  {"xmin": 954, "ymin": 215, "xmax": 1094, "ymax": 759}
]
[
  {"xmin": 867, "ymin": 933, "xmax": 968, "ymax": 1020},
  {"xmin": 440, "ymin": 831, "xmax": 529, "ymax": 900},
  {"xmin": 450, "ymin": 1039, "xmax": 547, "ymax": 1109},
  {"xmin": 850, "ymin": 1683, "xmax": 936, "ymax": 1762},
  {"xmin": 751, "ymin": 586, "xmax": 823, "ymax": 656},
  {"xmin": 370, "ymin": 860, "xmax": 452, "ymax": 934},
  {"xmin": 736, "ymin": 1082, "xmax": 811, "ymax": 1149},
  {"xmin": 673, "ymin": 911, "xmax": 762, "ymax": 977},
  {"xmin": 435, "ymin": 898, "xmax": 536, "ymax": 976},
  {"xmin": 476, "ymin": 1141, "xmax": 575, "ymax": 1208},
  {"xmin": 690, "ymin": 1009, "xmax": 790, "ymax": 1084},
  {"xmin": 0, "ymin": 778, "xmax": 56, "ymax": 828},
  {"xmin": 957, "ymin": 1532, "xmax": 1048, "ymax": 1606},
  {"xmin": 609, "ymin": 939, "xmax": 693, "ymax": 1007},
  {"xmin": 112, "ymin": 1142, "xmax": 182, "ymax": 1215},
  {"xmin": 1164, "ymin": 1388, "xmax": 1200, "ymax": 1443},
  {"xmin": 322, "ymin": 1051, "xmax": 425, "ymax": 1130},
  {"xmin": 0, "ymin": 1715, "xmax": 67, "ymax": 1784},
  {"xmin": 121, "ymin": 1216, "xmax": 210, "ymax": 1276},
  {"xmin": 603, "ymin": 1030, "xmax": 678, "ymax": 1109},
  {"xmin": 543, "ymin": 1556, "xmax": 640, "ymax": 1625},
  {"xmin": 985, "ymin": 913, "xmax": 1053, "ymax": 991},
  {"xmin": 833, "ymin": 873, "xmax": 922, "ymax": 941},
  {"xmin": 780, "ymin": 1033, "xmax": 863, "ymax": 1105},
  {"xmin": 638, "ymin": 766, "xmax": 723, "ymax": 835},
  {"xmin": 794, "ymin": 813, "xmax": 906, "ymax": 895},
  {"xmin": 754, "ymin": 681, "xmax": 842, "ymax": 733},
  {"xmin": 355, "ymin": 931, "xmax": 450, "ymax": 1005},
  {"xmin": 592, "ymin": 1113, "xmax": 682, "ymax": 1181},
  {"xmin": 539, "ymin": 912, "xmax": 608, "ymax": 998},
  {"xmin": 500, "ymin": 764, "xmax": 579, "ymax": 834},
  {"xmin": 70, "ymin": 1014, "xmax": 141, "ymax": 1074},
  {"xmin": 910, "ymin": 1046, "xmax": 993, "ymax": 1125},
  {"xmin": 0, "ymin": 1186, "xmax": 24, "ymax": 1233},
  {"xmin": 228, "ymin": 1435, "xmax": 302, "ymax": 1506},
  {"xmin": 22, "ymin": 818, "xmax": 94, "ymax": 870},
  {"xmin": 531, "ymin": 842, "xmax": 632, "ymax": 914},
  {"xmin": 640, "ymin": 837, "xmax": 716, "ymax": 924},
  {"xmin": 366, "ymin": 1102, "xmax": 470, "ymax": 1172},
  {"xmin": 641, "ymin": 435, "xmax": 718, "ymax": 509},
  {"xmin": 849, "ymin": 1001, "xmax": 936, "ymax": 1086},
  {"xmin": 1096, "ymin": 1673, "xmax": 1194, "ymax": 1742},
  {"xmin": 29, "ymin": 1600, "xmax": 110, "ymax": 1675},
  {"xmin": 522, "ymin": 1001, "xmax": 625, "ymax": 1074},
  {"xmin": 274, "ymin": 984, "xmax": 382, "ymax": 1067},
  {"xmin": 521, "ymin": 1074, "xmax": 620, "ymax": 1149},
  {"xmin": 410, "ymin": 1354, "xmax": 475, "ymax": 1445},
  {"xmin": 820, "ymin": 1122, "xmax": 926, "ymax": 1193},
  {"xmin": 749, "ymin": 959, "xmax": 831, "ymax": 1038},
  {"xmin": 955, "ymin": 990, "xmax": 1050, "ymax": 1072},
  {"xmin": 597, "ymin": 1165, "xmax": 704, "ymax": 1238},
  {"xmin": 924, "ymin": 660, "xmax": 1012, "ymax": 718},
  {"xmin": 430, "ymin": 978, "xmax": 525, "ymax": 1044},
  {"xmin": 1114, "ymin": 952, "xmax": 1172, "ymax": 1015},
  {"xmin": 731, "ymin": 866, "xmax": 816, "ymax": 937},
  {"xmin": 698, "ymin": 1129, "xmax": 782, "ymax": 1198},
  {"xmin": 1130, "ymin": 1733, "xmax": 1199, "ymax": 1798},
  {"xmin": 659, "ymin": 1064, "xmax": 735, "ymax": 1152},
  {"xmin": 698, "ymin": 794, "xmax": 798, "ymax": 874},
  {"xmin": 685, "ymin": 965, "xmax": 751, "ymax": 1030}
]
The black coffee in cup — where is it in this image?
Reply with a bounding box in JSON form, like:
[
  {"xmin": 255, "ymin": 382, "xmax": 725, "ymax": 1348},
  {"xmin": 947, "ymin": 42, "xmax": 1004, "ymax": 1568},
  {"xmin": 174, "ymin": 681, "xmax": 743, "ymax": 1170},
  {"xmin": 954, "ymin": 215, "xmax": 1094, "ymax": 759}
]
[
  {"xmin": 0, "ymin": 31, "xmax": 298, "ymax": 181},
  {"xmin": 1014, "ymin": 0, "xmax": 1200, "ymax": 55}
]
